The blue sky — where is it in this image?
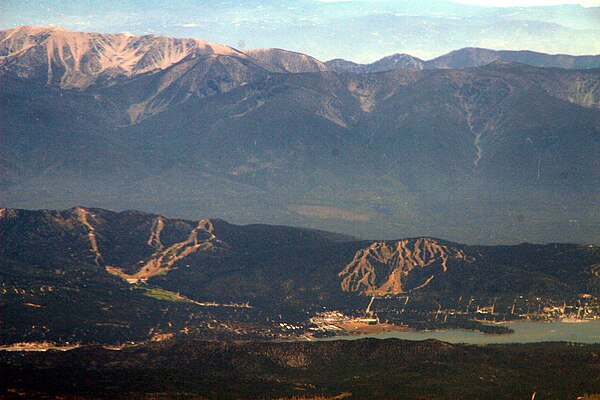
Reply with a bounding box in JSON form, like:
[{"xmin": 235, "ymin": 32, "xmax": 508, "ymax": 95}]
[{"xmin": 2, "ymin": 0, "xmax": 599, "ymax": 61}]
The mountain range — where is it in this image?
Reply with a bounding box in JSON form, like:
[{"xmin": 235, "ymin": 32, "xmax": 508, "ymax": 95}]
[
  {"xmin": 2, "ymin": 18, "xmax": 600, "ymax": 400},
  {"xmin": 1, "ymin": 26, "xmax": 599, "ymax": 244},
  {"xmin": 1, "ymin": 206, "xmax": 598, "ymax": 344},
  {"xmin": 6, "ymin": 0, "xmax": 600, "ymax": 62},
  {"xmin": 326, "ymin": 48, "xmax": 600, "ymax": 73}
]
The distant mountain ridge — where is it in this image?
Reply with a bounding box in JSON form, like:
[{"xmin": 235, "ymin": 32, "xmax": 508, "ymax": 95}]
[
  {"xmin": 326, "ymin": 47, "xmax": 600, "ymax": 73},
  {"xmin": 0, "ymin": 26, "xmax": 330, "ymax": 89},
  {"xmin": 326, "ymin": 53, "xmax": 426, "ymax": 73},
  {"xmin": 2, "ymin": 26, "xmax": 598, "ymax": 92},
  {"xmin": 427, "ymin": 47, "xmax": 600, "ymax": 70}
]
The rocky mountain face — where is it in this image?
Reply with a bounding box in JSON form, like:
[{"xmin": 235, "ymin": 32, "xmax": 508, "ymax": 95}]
[
  {"xmin": 0, "ymin": 26, "xmax": 246, "ymax": 89},
  {"xmin": 1, "ymin": 27, "xmax": 599, "ymax": 244},
  {"xmin": 0, "ymin": 26, "xmax": 331, "ymax": 87},
  {"xmin": 0, "ymin": 26, "xmax": 328, "ymax": 123},
  {"xmin": 1, "ymin": 207, "xmax": 598, "ymax": 344}
]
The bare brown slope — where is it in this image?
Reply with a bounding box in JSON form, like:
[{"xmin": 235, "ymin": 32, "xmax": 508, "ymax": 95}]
[
  {"xmin": 0, "ymin": 26, "xmax": 244, "ymax": 89},
  {"xmin": 339, "ymin": 238, "xmax": 475, "ymax": 295},
  {"xmin": 106, "ymin": 219, "xmax": 221, "ymax": 283}
]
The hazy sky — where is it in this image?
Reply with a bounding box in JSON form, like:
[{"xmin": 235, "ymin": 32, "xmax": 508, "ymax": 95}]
[
  {"xmin": 451, "ymin": 0, "xmax": 600, "ymax": 5},
  {"xmin": 2, "ymin": 0, "xmax": 599, "ymax": 61}
]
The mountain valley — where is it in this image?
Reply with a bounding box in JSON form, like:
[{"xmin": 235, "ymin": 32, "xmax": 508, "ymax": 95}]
[{"xmin": 1, "ymin": 206, "xmax": 598, "ymax": 345}]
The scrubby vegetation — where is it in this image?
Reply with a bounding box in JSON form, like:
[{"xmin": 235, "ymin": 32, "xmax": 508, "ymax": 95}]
[{"xmin": 1, "ymin": 338, "xmax": 599, "ymax": 399}]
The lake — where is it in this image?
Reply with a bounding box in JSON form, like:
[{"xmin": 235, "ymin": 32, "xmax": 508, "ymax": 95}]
[{"xmin": 315, "ymin": 319, "xmax": 600, "ymax": 344}]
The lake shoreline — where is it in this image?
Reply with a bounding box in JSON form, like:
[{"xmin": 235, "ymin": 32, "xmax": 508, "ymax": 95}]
[{"xmin": 308, "ymin": 319, "xmax": 600, "ymax": 344}]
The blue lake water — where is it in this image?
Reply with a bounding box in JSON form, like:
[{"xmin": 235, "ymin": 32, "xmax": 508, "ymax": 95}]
[{"xmin": 317, "ymin": 319, "xmax": 600, "ymax": 344}]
